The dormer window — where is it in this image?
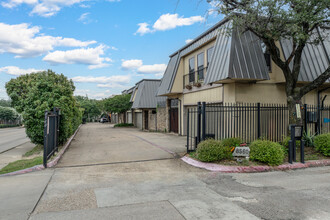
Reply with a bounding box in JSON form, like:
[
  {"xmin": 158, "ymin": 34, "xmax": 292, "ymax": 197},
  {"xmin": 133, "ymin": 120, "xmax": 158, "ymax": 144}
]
[{"xmin": 261, "ymin": 42, "xmax": 271, "ymax": 72}]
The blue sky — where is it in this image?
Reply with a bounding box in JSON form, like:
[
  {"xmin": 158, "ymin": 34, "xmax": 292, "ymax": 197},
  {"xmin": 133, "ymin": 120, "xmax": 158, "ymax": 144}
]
[{"xmin": 0, "ymin": 0, "xmax": 223, "ymax": 100}]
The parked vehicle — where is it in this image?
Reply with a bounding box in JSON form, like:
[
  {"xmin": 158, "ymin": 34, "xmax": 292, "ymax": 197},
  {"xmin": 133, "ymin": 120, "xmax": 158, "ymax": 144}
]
[{"xmin": 100, "ymin": 117, "xmax": 109, "ymax": 123}]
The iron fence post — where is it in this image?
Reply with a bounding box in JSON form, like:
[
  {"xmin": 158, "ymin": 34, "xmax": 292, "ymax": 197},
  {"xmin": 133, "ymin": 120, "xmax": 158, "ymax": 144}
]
[
  {"xmin": 303, "ymin": 104, "xmax": 307, "ymax": 134},
  {"xmin": 300, "ymin": 140, "xmax": 305, "ymax": 164},
  {"xmin": 43, "ymin": 111, "xmax": 48, "ymax": 168},
  {"xmin": 197, "ymin": 102, "xmax": 201, "ymax": 145},
  {"xmin": 257, "ymin": 103, "xmax": 261, "ymax": 138},
  {"xmin": 186, "ymin": 108, "xmax": 190, "ymax": 153},
  {"xmin": 201, "ymin": 102, "xmax": 206, "ymax": 141}
]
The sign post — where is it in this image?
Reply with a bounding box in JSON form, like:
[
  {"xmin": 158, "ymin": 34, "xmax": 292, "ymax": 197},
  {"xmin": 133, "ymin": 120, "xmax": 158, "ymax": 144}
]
[{"xmin": 289, "ymin": 125, "xmax": 305, "ymax": 164}]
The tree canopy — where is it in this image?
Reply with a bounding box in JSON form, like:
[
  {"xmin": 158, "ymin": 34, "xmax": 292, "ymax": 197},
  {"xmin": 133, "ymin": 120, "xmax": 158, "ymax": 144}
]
[
  {"xmin": 6, "ymin": 70, "xmax": 82, "ymax": 145},
  {"xmin": 75, "ymin": 96, "xmax": 102, "ymax": 120},
  {"xmin": 104, "ymin": 94, "xmax": 132, "ymax": 113},
  {"xmin": 211, "ymin": 0, "xmax": 330, "ymax": 124},
  {"xmin": 0, "ymin": 99, "xmax": 11, "ymax": 107}
]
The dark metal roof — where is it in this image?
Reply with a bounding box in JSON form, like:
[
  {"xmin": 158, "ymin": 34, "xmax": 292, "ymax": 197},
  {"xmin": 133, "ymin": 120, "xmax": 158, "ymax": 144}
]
[
  {"xmin": 204, "ymin": 25, "xmax": 270, "ymax": 84},
  {"xmin": 158, "ymin": 18, "xmax": 270, "ymax": 95},
  {"xmin": 132, "ymin": 79, "xmax": 166, "ymax": 109},
  {"xmin": 280, "ymin": 27, "xmax": 330, "ymax": 82},
  {"xmin": 157, "ymin": 53, "xmax": 180, "ymax": 96}
]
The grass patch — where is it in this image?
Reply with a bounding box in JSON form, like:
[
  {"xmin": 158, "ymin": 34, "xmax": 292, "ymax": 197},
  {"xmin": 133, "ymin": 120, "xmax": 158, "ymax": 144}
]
[
  {"xmin": 114, "ymin": 123, "xmax": 134, "ymax": 127},
  {"xmin": 0, "ymin": 124, "xmax": 20, "ymax": 129},
  {"xmin": 23, "ymin": 145, "xmax": 43, "ymax": 157},
  {"xmin": 0, "ymin": 156, "xmax": 43, "ymax": 175}
]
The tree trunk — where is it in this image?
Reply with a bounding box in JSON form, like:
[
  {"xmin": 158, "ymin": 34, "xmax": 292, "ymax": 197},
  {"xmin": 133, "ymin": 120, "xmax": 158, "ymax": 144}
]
[{"xmin": 287, "ymin": 95, "xmax": 303, "ymax": 128}]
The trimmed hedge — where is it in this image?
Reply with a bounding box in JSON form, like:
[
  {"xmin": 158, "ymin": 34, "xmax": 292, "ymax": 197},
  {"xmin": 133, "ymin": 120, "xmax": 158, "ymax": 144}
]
[
  {"xmin": 0, "ymin": 124, "xmax": 20, "ymax": 129},
  {"xmin": 221, "ymin": 137, "xmax": 242, "ymax": 147},
  {"xmin": 114, "ymin": 123, "xmax": 134, "ymax": 127},
  {"xmin": 314, "ymin": 133, "xmax": 330, "ymax": 156},
  {"xmin": 196, "ymin": 139, "xmax": 232, "ymax": 162},
  {"xmin": 250, "ymin": 140, "xmax": 284, "ymax": 166}
]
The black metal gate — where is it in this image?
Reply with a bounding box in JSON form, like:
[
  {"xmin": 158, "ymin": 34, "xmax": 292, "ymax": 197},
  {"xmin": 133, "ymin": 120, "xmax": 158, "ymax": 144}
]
[
  {"xmin": 186, "ymin": 102, "xmax": 330, "ymax": 152},
  {"xmin": 43, "ymin": 107, "xmax": 60, "ymax": 168}
]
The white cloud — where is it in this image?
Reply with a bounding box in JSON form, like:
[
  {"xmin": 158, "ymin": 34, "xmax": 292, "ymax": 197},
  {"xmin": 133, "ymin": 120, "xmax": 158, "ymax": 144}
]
[
  {"xmin": 0, "ymin": 22, "xmax": 96, "ymax": 58},
  {"xmin": 134, "ymin": 23, "xmax": 152, "ymax": 36},
  {"xmin": 137, "ymin": 64, "xmax": 167, "ymax": 74},
  {"xmin": 121, "ymin": 59, "xmax": 166, "ymax": 75},
  {"xmin": 185, "ymin": 39, "xmax": 193, "ymax": 44},
  {"xmin": 2, "ymin": 0, "xmax": 86, "ymax": 17},
  {"xmin": 2, "ymin": 0, "xmax": 121, "ymax": 17},
  {"xmin": 121, "ymin": 59, "xmax": 143, "ymax": 70},
  {"xmin": 97, "ymin": 82, "xmax": 129, "ymax": 89},
  {"xmin": 1, "ymin": 0, "xmax": 37, "ymax": 8},
  {"xmin": 78, "ymin": 12, "xmax": 96, "ymax": 24},
  {"xmin": 135, "ymin": 13, "xmax": 205, "ymax": 35},
  {"xmin": 72, "ymin": 75, "xmax": 131, "ymax": 84},
  {"xmin": 43, "ymin": 45, "xmax": 112, "ymax": 69},
  {"xmin": 0, "ymin": 66, "xmax": 43, "ymax": 76},
  {"xmin": 74, "ymin": 89, "xmax": 112, "ymax": 100}
]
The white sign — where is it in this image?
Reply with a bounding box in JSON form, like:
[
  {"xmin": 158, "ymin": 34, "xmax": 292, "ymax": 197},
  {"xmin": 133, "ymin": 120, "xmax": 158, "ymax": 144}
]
[
  {"xmin": 232, "ymin": 147, "xmax": 250, "ymax": 157},
  {"xmin": 296, "ymin": 104, "xmax": 301, "ymax": 119}
]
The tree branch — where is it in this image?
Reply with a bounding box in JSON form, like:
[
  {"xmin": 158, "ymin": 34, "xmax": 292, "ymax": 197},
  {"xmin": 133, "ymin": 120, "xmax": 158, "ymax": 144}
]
[{"xmin": 299, "ymin": 66, "xmax": 330, "ymax": 97}]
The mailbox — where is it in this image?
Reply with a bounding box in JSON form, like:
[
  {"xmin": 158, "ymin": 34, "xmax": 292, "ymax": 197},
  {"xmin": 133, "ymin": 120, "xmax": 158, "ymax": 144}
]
[{"xmin": 307, "ymin": 112, "xmax": 317, "ymax": 123}]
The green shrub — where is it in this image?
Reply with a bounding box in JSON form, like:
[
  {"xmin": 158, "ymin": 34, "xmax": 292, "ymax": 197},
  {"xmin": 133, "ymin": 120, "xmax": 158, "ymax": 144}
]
[
  {"xmin": 250, "ymin": 140, "xmax": 285, "ymax": 166},
  {"xmin": 114, "ymin": 123, "xmax": 134, "ymax": 127},
  {"xmin": 221, "ymin": 137, "xmax": 242, "ymax": 147},
  {"xmin": 6, "ymin": 70, "xmax": 82, "ymax": 145},
  {"xmin": 196, "ymin": 139, "xmax": 232, "ymax": 162},
  {"xmin": 314, "ymin": 133, "xmax": 330, "ymax": 156},
  {"xmin": 281, "ymin": 136, "xmax": 301, "ymax": 148}
]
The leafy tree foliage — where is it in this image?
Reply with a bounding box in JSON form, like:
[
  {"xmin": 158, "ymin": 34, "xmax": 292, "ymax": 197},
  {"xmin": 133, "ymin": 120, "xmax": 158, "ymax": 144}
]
[
  {"xmin": 75, "ymin": 96, "xmax": 102, "ymax": 120},
  {"xmin": 6, "ymin": 70, "xmax": 82, "ymax": 145},
  {"xmin": 0, "ymin": 99, "xmax": 11, "ymax": 107},
  {"xmin": 104, "ymin": 94, "xmax": 132, "ymax": 113},
  {"xmin": 0, "ymin": 106, "xmax": 19, "ymax": 121},
  {"xmin": 211, "ymin": 0, "xmax": 330, "ymax": 125}
]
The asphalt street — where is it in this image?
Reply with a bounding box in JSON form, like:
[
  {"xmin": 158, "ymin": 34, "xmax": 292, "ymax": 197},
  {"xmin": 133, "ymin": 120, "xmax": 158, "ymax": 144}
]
[{"xmin": 0, "ymin": 127, "xmax": 29, "ymax": 153}]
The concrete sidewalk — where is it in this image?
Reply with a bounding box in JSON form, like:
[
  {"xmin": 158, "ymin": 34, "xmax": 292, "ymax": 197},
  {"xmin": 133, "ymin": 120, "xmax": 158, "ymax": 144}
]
[
  {"xmin": 0, "ymin": 170, "xmax": 54, "ymax": 220},
  {"xmin": 57, "ymin": 123, "xmax": 186, "ymax": 167}
]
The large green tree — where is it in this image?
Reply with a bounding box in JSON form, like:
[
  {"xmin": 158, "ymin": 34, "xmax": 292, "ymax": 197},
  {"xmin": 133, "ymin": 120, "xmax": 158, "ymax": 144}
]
[
  {"xmin": 210, "ymin": 0, "xmax": 330, "ymax": 125},
  {"xmin": 6, "ymin": 70, "xmax": 82, "ymax": 145},
  {"xmin": 75, "ymin": 96, "xmax": 102, "ymax": 121},
  {"xmin": 104, "ymin": 94, "xmax": 132, "ymax": 113}
]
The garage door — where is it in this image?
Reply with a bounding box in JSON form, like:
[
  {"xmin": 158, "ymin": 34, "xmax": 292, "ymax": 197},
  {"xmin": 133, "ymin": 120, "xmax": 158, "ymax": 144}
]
[
  {"xmin": 135, "ymin": 112, "xmax": 142, "ymax": 129},
  {"xmin": 127, "ymin": 112, "xmax": 132, "ymax": 124}
]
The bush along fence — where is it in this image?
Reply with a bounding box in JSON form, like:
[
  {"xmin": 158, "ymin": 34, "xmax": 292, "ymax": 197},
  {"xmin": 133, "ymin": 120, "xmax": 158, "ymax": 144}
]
[
  {"xmin": 186, "ymin": 102, "xmax": 330, "ymax": 152},
  {"xmin": 43, "ymin": 107, "xmax": 60, "ymax": 168}
]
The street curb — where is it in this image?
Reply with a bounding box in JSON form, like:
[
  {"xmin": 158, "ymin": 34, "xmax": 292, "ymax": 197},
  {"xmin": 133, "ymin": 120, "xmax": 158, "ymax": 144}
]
[
  {"xmin": 181, "ymin": 156, "xmax": 330, "ymax": 173},
  {"xmin": 0, "ymin": 124, "xmax": 82, "ymax": 177}
]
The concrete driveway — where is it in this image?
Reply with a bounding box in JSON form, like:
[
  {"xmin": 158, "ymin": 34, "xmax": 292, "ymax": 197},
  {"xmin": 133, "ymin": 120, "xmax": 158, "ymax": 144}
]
[
  {"xmin": 57, "ymin": 123, "xmax": 187, "ymax": 167},
  {"xmin": 2, "ymin": 123, "xmax": 330, "ymax": 220}
]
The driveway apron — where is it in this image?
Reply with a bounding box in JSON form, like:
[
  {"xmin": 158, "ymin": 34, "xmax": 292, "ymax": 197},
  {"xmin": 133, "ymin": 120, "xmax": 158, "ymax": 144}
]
[{"xmin": 57, "ymin": 123, "xmax": 187, "ymax": 167}]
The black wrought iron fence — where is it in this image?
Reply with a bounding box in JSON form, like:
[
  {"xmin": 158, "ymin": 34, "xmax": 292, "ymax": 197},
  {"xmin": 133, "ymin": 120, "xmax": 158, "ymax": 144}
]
[
  {"xmin": 43, "ymin": 107, "xmax": 60, "ymax": 167},
  {"xmin": 186, "ymin": 102, "xmax": 330, "ymax": 152}
]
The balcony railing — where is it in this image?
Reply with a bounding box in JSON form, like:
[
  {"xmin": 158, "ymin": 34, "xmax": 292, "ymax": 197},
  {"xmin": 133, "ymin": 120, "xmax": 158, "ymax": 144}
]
[{"xmin": 183, "ymin": 67, "xmax": 207, "ymax": 89}]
